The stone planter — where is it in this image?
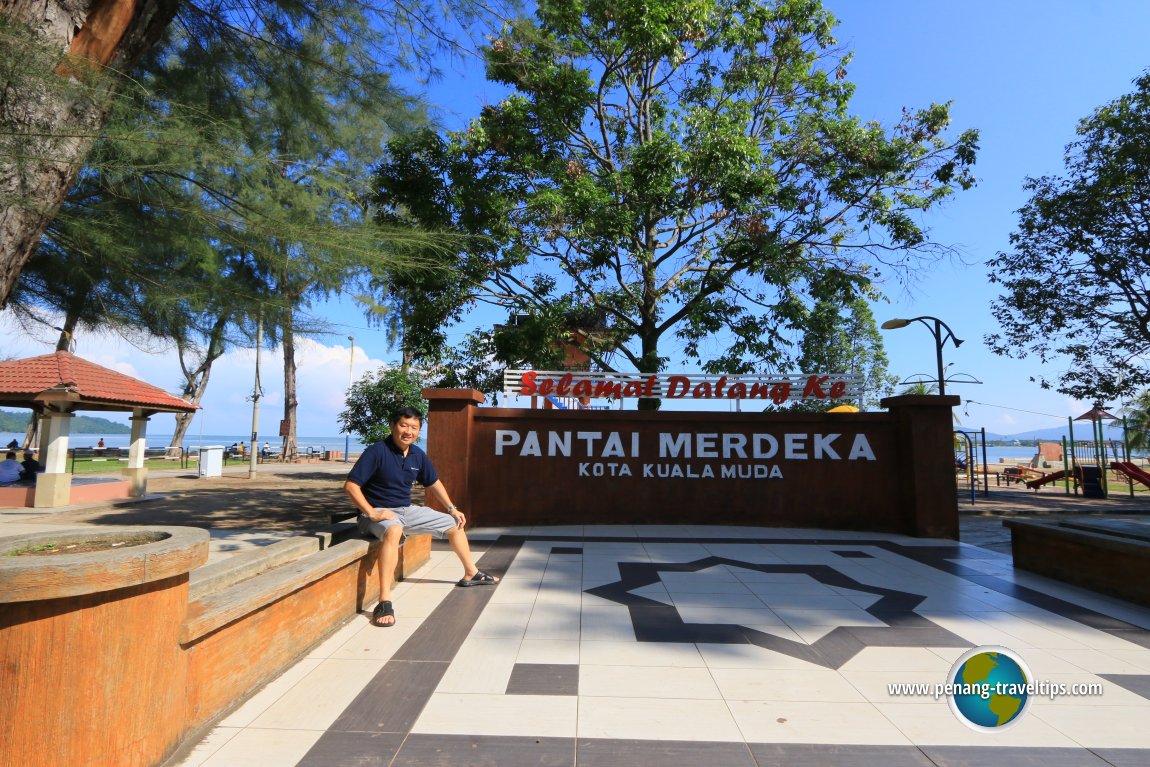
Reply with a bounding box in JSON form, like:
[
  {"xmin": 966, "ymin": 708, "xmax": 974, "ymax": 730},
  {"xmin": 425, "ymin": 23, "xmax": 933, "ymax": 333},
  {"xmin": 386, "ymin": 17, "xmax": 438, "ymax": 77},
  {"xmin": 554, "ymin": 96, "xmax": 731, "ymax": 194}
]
[{"xmin": 0, "ymin": 526, "xmax": 208, "ymax": 767}]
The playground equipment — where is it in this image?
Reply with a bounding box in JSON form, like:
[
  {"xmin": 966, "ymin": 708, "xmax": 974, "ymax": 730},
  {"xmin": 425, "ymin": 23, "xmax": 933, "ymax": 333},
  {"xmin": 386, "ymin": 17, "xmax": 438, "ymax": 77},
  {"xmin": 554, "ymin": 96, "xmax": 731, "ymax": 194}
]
[
  {"xmin": 958, "ymin": 400, "xmax": 1148, "ymax": 503},
  {"xmin": 1111, "ymin": 461, "xmax": 1150, "ymax": 489}
]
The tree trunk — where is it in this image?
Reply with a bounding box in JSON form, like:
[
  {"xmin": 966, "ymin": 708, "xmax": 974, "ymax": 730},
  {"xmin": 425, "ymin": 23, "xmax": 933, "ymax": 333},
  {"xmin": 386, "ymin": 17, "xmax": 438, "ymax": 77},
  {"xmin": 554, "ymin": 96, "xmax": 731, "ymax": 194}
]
[
  {"xmin": 168, "ymin": 317, "xmax": 229, "ymax": 452},
  {"xmin": 55, "ymin": 311, "xmax": 79, "ymax": 351},
  {"xmin": 636, "ymin": 329, "xmax": 662, "ymax": 411},
  {"xmin": 22, "ymin": 411, "xmax": 39, "ymax": 449},
  {"xmin": 281, "ymin": 305, "xmax": 299, "ymax": 461},
  {"xmin": 0, "ymin": 0, "xmax": 179, "ymax": 308}
]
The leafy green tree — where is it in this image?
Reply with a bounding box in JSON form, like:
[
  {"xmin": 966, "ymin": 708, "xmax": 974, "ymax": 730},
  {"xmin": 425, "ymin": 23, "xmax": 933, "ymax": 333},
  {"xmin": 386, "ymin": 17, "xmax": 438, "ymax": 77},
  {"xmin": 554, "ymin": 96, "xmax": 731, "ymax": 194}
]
[
  {"xmin": 8, "ymin": 1, "xmax": 486, "ymax": 452},
  {"xmin": 1120, "ymin": 390, "xmax": 1150, "ymax": 455},
  {"xmin": 988, "ymin": 72, "xmax": 1150, "ymax": 401},
  {"xmin": 374, "ymin": 0, "xmax": 978, "ymax": 408},
  {"xmin": 0, "ymin": 0, "xmax": 506, "ymax": 308},
  {"xmin": 794, "ymin": 296, "xmax": 897, "ymax": 410},
  {"xmin": 339, "ymin": 366, "xmax": 430, "ymax": 445}
]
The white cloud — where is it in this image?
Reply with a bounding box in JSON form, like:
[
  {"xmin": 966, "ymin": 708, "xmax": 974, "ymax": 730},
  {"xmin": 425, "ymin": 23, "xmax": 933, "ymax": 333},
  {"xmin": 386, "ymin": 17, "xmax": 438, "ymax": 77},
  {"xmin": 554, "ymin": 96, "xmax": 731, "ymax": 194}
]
[{"xmin": 1, "ymin": 311, "xmax": 388, "ymax": 438}]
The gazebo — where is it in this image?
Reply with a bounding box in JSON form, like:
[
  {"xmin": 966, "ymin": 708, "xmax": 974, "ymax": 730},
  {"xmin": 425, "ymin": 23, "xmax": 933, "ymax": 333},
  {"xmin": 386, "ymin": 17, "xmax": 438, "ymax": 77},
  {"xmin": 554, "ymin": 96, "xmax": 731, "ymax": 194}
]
[{"xmin": 0, "ymin": 351, "xmax": 198, "ymax": 507}]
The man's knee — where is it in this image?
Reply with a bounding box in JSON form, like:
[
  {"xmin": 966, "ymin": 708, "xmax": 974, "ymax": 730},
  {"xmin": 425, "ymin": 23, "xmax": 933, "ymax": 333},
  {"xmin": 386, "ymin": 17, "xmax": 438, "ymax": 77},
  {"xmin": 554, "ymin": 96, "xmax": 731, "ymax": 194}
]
[{"xmin": 383, "ymin": 524, "xmax": 405, "ymax": 542}]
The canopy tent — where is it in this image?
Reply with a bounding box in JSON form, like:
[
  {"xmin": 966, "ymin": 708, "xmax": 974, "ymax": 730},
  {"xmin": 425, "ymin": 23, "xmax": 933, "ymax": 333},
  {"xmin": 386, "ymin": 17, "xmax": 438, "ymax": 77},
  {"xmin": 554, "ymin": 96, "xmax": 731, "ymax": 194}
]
[{"xmin": 0, "ymin": 351, "xmax": 197, "ymax": 507}]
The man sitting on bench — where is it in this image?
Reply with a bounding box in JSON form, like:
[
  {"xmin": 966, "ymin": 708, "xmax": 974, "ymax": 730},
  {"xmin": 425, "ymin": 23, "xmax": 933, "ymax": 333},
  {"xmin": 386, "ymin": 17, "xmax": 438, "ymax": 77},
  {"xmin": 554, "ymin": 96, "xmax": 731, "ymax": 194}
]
[{"xmin": 343, "ymin": 407, "xmax": 498, "ymax": 627}]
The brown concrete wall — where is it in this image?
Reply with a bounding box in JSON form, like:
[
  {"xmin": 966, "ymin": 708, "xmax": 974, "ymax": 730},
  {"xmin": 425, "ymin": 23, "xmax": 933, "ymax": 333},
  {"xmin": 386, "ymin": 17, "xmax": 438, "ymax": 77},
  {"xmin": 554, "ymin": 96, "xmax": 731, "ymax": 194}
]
[
  {"xmin": 0, "ymin": 528, "xmax": 431, "ymax": 767},
  {"xmin": 183, "ymin": 564, "xmax": 360, "ymax": 727},
  {"xmin": 425, "ymin": 390, "xmax": 959, "ymax": 538},
  {"xmin": 1006, "ymin": 520, "xmax": 1150, "ymax": 607},
  {"xmin": 0, "ymin": 577, "xmax": 190, "ymax": 767}
]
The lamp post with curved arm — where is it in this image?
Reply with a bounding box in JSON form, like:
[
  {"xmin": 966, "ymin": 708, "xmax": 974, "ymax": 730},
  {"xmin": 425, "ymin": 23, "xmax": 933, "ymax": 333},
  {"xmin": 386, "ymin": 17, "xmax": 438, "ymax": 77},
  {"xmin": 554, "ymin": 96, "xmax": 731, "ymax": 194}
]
[
  {"xmin": 881, "ymin": 316, "xmax": 964, "ymax": 396},
  {"xmin": 345, "ymin": 336, "xmax": 354, "ymax": 464}
]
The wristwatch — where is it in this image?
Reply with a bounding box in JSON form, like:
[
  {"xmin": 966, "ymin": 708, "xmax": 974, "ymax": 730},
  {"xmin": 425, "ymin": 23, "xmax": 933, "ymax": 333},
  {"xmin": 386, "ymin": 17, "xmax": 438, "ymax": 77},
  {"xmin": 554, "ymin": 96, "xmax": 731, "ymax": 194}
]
[{"xmin": 447, "ymin": 505, "xmax": 458, "ymax": 511}]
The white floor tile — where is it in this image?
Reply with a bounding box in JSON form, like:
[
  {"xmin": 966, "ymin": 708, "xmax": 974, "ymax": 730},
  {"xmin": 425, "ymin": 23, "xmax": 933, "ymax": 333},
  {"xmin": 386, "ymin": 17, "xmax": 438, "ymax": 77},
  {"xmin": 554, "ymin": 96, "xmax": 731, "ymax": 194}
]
[
  {"xmin": 580, "ymin": 605, "xmax": 638, "ymax": 641},
  {"xmin": 170, "ymin": 726, "xmax": 241, "ymax": 767},
  {"xmin": 469, "ymin": 602, "xmax": 533, "ymax": 638},
  {"xmin": 712, "ymin": 667, "xmax": 867, "ymax": 702},
  {"xmin": 669, "ymin": 592, "xmax": 765, "ymax": 609},
  {"xmin": 248, "ymin": 658, "xmax": 386, "ymax": 730},
  {"xmin": 219, "ymin": 658, "xmax": 324, "ymax": 727},
  {"xmin": 839, "ymin": 669, "xmax": 945, "ymax": 705},
  {"xmin": 729, "ymin": 700, "xmax": 913, "ymax": 744},
  {"xmin": 304, "ymin": 618, "xmax": 371, "ymax": 660},
  {"xmin": 414, "ymin": 693, "xmax": 577, "ymax": 737},
  {"xmin": 487, "ymin": 578, "xmax": 541, "ymax": 605},
  {"xmin": 839, "ymin": 647, "xmax": 954, "ymax": 673},
  {"xmin": 328, "ymin": 621, "xmax": 419, "ymax": 660},
  {"xmin": 517, "ymin": 639, "xmax": 580, "ymax": 665},
  {"xmin": 696, "ymin": 642, "xmax": 824, "ymax": 670},
  {"xmin": 524, "ymin": 603, "xmax": 582, "ymax": 640},
  {"xmin": 1031, "ymin": 704, "xmax": 1150, "ymax": 747},
  {"xmin": 577, "ymin": 696, "xmax": 743, "ymax": 741},
  {"xmin": 680, "ymin": 606, "xmax": 788, "ymax": 627},
  {"xmin": 874, "ymin": 701, "xmax": 1080, "ymax": 747},
  {"xmin": 1030, "ymin": 673, "xmax": 1145, "ymax": 705},
  {"xmin": 917, "ymin": 611, "xmax": 1033, "ymax": 649},
  {"xmin": 580, "ymin": 639, "xmax": 704, "ymax": 666},
  {"xmin": 436, "ymin": 636, "xmax": 519, "ymax": 694},
  {"xmin": 193, "ymin": 728, "xmax": 325, "ymax": 767},
  {"xmin": 628, "ymin": 582, "xmax": 673, "ymax": 605},
  {"xmin": 771, "ymin": 607, "xmax": 885, "ymax": 630},
  {"xmin": 579, "ymin": 664, "xmax": 722, "ymax": 699},
  {"xmin": 1104, "ymin": 648, "xmax": 1150, "ymax": 672}
]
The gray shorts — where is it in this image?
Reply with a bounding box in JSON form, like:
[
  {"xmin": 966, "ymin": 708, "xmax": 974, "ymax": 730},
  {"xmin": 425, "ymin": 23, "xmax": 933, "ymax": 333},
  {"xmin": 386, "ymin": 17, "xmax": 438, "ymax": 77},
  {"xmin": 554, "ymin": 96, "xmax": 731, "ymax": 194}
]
[{"xmin": 357, "ymin": 505, "xmax": 457, "ymax": 539}]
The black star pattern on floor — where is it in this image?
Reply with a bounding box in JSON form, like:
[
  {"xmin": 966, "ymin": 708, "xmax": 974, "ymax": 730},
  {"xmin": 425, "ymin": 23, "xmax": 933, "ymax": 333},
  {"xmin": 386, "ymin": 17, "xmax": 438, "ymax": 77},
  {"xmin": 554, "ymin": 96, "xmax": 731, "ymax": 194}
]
[{"xmin": 585, "ymin": 555, "xmax": 971, "ymax": 669}]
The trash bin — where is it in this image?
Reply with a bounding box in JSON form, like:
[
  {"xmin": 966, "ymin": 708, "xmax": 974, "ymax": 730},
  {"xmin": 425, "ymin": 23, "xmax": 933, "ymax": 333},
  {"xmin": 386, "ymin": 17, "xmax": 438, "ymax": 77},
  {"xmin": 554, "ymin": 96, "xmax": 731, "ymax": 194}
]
[
  {"xmin": 198, "ymin": 446, "xmax": 224, "ymax": 478},
  {"xmin": 324, "ymin": 450, "xmax": 342, "ymax": 461}
]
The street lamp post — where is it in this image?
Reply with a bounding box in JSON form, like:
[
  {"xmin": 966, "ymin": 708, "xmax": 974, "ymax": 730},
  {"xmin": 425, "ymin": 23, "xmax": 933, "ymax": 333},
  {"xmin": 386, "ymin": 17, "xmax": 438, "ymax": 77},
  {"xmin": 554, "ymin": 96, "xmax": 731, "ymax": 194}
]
[
  {"xmin": 344, "ymin": 336, "xmax": 354, "ymax": 464},
  {"xmin": 880, "ymin": 316, "xmax": 964, "ymax": 395}
]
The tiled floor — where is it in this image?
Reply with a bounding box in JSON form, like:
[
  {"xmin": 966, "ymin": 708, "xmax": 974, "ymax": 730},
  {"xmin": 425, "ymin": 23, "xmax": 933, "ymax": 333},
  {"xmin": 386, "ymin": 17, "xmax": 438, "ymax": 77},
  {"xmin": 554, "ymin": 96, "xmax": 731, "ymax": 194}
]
[{"xmin": 170, "ymin": 526, "xmax": 1150, "ymax": 767}]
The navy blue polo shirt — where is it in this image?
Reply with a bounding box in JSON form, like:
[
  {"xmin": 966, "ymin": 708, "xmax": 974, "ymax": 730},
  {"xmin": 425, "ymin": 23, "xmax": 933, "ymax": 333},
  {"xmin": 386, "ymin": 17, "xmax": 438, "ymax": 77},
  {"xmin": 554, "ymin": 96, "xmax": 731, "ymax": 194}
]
[{"xmin": 346, "ymin": 437, "xmax": 439, "ymax": 508}]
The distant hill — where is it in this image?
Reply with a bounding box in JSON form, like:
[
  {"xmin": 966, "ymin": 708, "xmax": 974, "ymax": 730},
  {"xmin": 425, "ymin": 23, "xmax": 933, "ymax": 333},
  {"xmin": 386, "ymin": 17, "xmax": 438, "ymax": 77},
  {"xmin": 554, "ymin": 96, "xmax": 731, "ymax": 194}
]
[
  {"xmin": 0, "ymin": 409, "xmax": 130, "ymax": 434},
  {"xmin": 975, "ymin": 424, "xmax": 1126, "ymax": 443}
]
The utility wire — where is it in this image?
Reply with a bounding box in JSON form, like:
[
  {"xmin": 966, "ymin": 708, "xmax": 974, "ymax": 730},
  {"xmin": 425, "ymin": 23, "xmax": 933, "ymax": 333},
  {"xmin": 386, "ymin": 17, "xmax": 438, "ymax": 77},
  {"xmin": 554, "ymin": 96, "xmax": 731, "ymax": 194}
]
[{"xmin": 963, "ymin": 399, "xmax": 1067, "ymax": 420}]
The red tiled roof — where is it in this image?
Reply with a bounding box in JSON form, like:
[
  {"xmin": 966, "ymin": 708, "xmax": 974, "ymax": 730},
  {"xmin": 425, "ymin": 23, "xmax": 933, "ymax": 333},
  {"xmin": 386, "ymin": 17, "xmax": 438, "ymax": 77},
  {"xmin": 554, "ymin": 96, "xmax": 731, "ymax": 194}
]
[{"xmin": 0, "ymin": 351, "xmax": 198, "ymax": 413}]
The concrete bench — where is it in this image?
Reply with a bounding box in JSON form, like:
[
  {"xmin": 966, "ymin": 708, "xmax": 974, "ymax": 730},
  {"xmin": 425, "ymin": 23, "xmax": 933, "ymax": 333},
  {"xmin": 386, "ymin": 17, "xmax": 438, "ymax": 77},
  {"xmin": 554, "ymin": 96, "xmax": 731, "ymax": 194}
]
[{"xmin": 1004, "ymin": 518, "xmax": 1150, "ymax": 607}]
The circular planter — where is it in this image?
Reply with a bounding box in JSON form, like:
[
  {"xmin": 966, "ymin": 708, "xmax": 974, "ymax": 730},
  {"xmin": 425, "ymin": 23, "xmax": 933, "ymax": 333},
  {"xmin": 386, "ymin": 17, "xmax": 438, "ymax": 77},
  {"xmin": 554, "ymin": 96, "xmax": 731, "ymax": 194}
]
[{"xmin": 0, "ymin": 525, "xmax": 209, "ymax": 602}]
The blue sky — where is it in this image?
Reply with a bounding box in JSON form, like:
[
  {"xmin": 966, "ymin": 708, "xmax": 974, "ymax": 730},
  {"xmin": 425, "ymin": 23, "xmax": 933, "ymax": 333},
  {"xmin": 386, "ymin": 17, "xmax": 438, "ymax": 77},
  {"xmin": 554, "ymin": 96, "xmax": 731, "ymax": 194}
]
[{"xmin": 2, "ymin": 0, "xmax": 1149, "ymax": 437}]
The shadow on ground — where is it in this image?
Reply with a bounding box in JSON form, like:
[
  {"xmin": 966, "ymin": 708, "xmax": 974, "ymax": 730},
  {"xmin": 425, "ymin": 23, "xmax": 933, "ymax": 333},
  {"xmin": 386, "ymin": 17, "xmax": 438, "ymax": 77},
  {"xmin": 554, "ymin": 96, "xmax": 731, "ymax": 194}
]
[{"xmin": 28, "ymin": 472, "xmax": 349, "ymax": 532}]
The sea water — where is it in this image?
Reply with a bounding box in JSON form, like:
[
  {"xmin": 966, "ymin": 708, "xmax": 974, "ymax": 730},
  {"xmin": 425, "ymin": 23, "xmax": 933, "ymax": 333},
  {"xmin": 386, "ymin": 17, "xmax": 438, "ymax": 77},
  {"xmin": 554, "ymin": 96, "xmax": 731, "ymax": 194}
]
[{"xmin": 0, "ymin": 431, "xmax": 369, "ymax": 455}]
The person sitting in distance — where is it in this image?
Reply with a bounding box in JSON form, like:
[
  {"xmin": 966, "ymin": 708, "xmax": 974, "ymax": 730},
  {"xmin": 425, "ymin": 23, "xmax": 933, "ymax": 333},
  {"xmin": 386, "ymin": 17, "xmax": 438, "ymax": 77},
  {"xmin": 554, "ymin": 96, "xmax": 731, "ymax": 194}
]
[
  {"xmin": 0, "ymin": 452, "xmax": 22, "ymax": 484},
  {"xmin": 19, "ymin": 451, "xmax": 41, "ymax": 482}
]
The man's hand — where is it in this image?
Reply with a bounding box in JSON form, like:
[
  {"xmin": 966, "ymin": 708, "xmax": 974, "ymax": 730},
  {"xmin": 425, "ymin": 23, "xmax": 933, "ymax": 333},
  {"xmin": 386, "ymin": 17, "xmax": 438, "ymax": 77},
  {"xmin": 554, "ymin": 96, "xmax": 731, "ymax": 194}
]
[
  {"xmin": 367, "ymin": 507, "xmax": 397, "ymax": 523},
  {"xmin": 449, "ymin": 508, "xmax": 466, "ymax": 529}
]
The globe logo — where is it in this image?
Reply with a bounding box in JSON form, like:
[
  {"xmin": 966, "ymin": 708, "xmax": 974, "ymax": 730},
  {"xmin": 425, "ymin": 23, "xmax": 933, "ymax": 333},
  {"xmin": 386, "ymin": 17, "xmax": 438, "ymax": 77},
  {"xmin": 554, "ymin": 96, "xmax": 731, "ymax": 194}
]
[{"xmin": 946, "ymin": 645, "xmax": 1033, "ymax": 731}]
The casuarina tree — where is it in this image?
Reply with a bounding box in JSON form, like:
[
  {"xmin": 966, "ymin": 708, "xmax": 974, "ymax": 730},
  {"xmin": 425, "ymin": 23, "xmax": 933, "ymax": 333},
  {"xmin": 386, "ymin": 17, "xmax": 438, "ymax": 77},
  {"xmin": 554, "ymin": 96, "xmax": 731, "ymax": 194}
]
[{"xmin": 374, "ymin": 0, "xmax": 979, "ymax": 408}]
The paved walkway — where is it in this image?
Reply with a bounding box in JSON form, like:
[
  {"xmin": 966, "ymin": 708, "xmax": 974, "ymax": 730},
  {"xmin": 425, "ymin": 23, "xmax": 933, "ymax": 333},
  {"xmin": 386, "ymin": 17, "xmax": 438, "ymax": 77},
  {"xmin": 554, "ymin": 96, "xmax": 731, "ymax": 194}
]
[
  {"xmin": 168, "ymin": 522, "xmax": 1150, "ymax": 767},
  {"xmin": 0, "ymin": 462, "xmax": 352, "ymax": 563},
  {"xmin": 6, "ymin": 470, "xmax": 1150, "ymax": 765}
]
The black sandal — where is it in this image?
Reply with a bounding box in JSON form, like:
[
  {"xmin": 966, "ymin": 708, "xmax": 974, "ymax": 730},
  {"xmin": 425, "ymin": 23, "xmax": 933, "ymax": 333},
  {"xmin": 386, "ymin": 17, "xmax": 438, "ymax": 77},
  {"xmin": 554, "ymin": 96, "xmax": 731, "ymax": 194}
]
[
  {"xmin": 372, "ymin": 600, "xmax": 395, "ymax": 627},
  {"xmin": 457, "ymin": 571, "xmax": 499, "ymax": 587}
]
